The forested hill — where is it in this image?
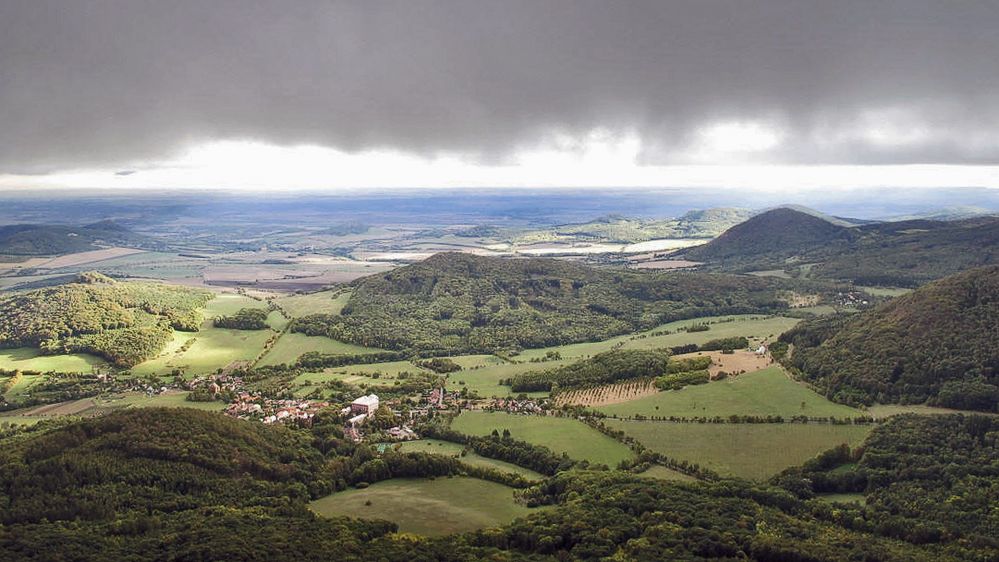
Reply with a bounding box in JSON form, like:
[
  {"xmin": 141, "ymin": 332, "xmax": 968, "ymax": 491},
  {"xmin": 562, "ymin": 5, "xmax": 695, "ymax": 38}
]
[
  {"xmin": 781, "ymin": 265, "xmax": 999, "ymax": 411},
  {"xmin": 0, "ymin": 408, "xmax": 975, "ymax": 560},
  {"xmin": 683, "ymin": 207, "xmax": 854, "ymax": 264},
  {"xmin": 0, "ymin": 273, "xmax": 213, "ymax": 366},
  {"xmin": 683, "ymin": 208, "xmax": 999, "ymax": 286},
  {"xmin": 291, "ymin": 253, "xmax": 806, "ymax": 355},
  {"xmin": 0, "ymin": 220, "xmax": 160, "ymax": 256}
]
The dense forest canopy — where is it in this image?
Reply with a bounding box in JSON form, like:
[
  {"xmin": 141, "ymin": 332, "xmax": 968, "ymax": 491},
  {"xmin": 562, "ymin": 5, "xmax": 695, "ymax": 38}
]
[
  {"xmin": 775, "ymin": 414, "xmax": 998, "ymax": 552},
  {"xmin": 0, "ymin": 274, "xmax": 213, "ymax": 366},
  {"xmin": 291, "ymin": 253, "xmax": 804, "ymax": 355},
  {"xmin": 781, "ymin": 266, "xmax": 999, "ymax": 411},
  {"xmin": 0, "ymin": 408, "xmax": 983, "ymax": 561}
]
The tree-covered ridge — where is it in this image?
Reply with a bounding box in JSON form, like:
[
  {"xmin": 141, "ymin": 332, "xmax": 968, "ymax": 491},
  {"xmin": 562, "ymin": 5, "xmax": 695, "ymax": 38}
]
[
  {"xmin": 291, "ymin": 253, "xmax": 797, "ymax": 355},
  {"xmin": 0, "ymin": 408, "xmax": 975, "ymax": 561},
  {"xmin": 683, "ymin": 208, "xmax": 999, "ymax": 286},
  {"xmin": 0, "ymin": 220, "xmax": 161, "ymax": 256},
  {"xmin": 0, "ymin": 275, "xmax": 213, "ymax": 366},
  {"xmin": 507, "ymin": 349, "xmax": 671, "ymax": 392},
  {"xmin": 684, "ymin": 207, "xmax": 852, "ymax": 264},
  {"xmin": 775, "ymin": 414, "xmax": 998, "ymax": 553},
  {"xmin": 781, "ymin": 266, "xmax": 999, "ymax": 411}
]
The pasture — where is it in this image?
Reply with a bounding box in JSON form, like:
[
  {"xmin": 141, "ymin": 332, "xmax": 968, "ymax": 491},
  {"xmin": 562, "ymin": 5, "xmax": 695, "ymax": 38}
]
[
  {"xmin": 392, "ymin": 439, "xmax": 544, "ymax": 480},
  {"xmin": 605, "ymin": 419, "xmax": 873, "ymax": 480},
  {"xmin": 515, "ymin": 315, "xmax": 799, "ymax": 362},
  {"xmin": 0, "ymin": 348, "xmax": 106, "ymax": 374},
  {"xmin": 445, "ymin": 361, "xmax": 564, "ymax": 398},
  {"xmin": 450, "ymin": 411, "xmax": 633, "ymax": 467},
  {"xmin": 130, "ymin": 293, "xmax": 274, "ymax": 376},
  {"xmin": 273, "ymin": 290, "xmax": 352, "ymax": 318},
  {"xmin": 257, "ymin": 332, "xmax": 383, "ymax": 367},
  {"xmin": 309, "ymin": 477, "xmax": 539, "ymax": 536},
  {"xmin": 597, "ymin": 366, "xmax": 863, "ymax": 419}
]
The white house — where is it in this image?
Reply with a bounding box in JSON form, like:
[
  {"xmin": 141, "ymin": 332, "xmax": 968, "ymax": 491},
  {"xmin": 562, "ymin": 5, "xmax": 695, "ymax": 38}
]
[{"xmin": 351, "ymin": 394, "xmax": 379, "ymax": 414}]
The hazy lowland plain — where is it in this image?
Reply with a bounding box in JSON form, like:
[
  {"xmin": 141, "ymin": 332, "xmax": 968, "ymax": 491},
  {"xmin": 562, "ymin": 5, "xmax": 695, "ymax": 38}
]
[{"xmin": 1, "ymin": 190, "xmax": 998, "ymax": 560}]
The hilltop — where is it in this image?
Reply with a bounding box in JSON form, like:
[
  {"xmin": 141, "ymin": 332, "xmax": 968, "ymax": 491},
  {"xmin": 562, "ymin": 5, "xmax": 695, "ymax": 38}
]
[
  {"xmin": 683, "ymin": 207, "xmax": 853, "ymax": 264},
  {"xmin": 0, "ymin": 275, "xmax": 213, "ymax": 366},
  {"xmin": 683, "ymin": 207, "xmax": 999, "ymax": 286},
  {"xmin": 781, "ymin": 266, "xmax": 999, "ymax": 411},
  {"xmin": 0, "ymin": 220, "xmax": 160, "ymax": 256},
  {"xmin": 291, "ymin": 253, "xmax": 806, "ymax": 355}
]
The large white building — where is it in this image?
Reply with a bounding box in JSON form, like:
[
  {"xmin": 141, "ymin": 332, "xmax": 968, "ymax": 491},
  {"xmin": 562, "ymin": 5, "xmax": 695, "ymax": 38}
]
[{"xmin": 351, "ymin": 394, "xmax": 379, "ymax": 414}]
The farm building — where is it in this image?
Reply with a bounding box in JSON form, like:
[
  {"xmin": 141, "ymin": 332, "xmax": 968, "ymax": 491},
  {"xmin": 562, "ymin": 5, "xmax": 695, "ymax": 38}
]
[{"xmin": 351, "ymin": 394, "xmax": 379, "ymax": 414}]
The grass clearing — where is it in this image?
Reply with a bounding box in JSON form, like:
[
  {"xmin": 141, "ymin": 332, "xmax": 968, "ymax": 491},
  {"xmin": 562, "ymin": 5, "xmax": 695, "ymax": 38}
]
[
  {"xmin": 258, "ymin": 332, "xmax": 383, "ymax": 367},
  {"xmin": 597, "ymin": 366, "xmax": 863, "ymax": 419},
  {"xmin": 817, "ymin": 493, "xmax": 867, "ymax": 506},
  {"xmin": 445, "ymin": 361, "xmax": 563, "ymax": 398},
  {"xmin": 515, "ymin": 315, "xmax": 799, "ymax": 362},
  {"xmin": 637, "ymin": 464, "xmax": 699, "ymax": 483},
  {"xmin": 309, "ymin": 477, "xmax": 539, "ymax": 536},
  {"xmin": 0, "ymin": 348, "xmax": 106, "ymax": 374},
  {"xmin": 392, "ymin": 439, "xmax": 544, "ymax": 480},
  {"xmin": 605, "ymin": 419, "xmax": 872, "ymax": 480},
  {"xmin": 451, "ymin": 411, "xmax": 633, "ymax": 467},
  {"xmin": 273, "ymin": 290, "xmax": 352, "ymax": 318}
]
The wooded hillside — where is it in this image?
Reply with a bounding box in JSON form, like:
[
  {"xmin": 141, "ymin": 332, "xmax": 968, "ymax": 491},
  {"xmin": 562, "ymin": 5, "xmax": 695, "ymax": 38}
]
[{"xmin": 781, "ymin": 266, "xmax": 999, "ymax": 411}]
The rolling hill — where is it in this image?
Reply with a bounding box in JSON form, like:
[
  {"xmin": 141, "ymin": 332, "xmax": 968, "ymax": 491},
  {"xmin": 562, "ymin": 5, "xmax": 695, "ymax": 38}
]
[
  {"xmin": 0, "ymin": 273, "xmax": 213, "ymax": 366},
  {"xmin": 290, "ymin": 253, "xmax": 810, "ymax": 355},
  {"xmin": 0, "ymin": 220, "xmax": 160, "ymax": 256},
  {"xmin": 780, "ymin": 266, "xmax": 999, "ymax": 411},
  {"xmin": 683, "ymin": 207, "xmax": 853, "ymax": 265},
  {"xmin": 683, "ymin": 207, "xmax": 999, "ymax": 286}
]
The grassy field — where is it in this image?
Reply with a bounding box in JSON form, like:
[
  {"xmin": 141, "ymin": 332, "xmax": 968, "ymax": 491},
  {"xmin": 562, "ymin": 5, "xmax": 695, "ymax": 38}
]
[
  {"xmin": 604, "ymin": 420, "xmax": 872, "ymax": 481},
  {"xmin": 392, "ymin": 439, "xmax": 544, "ymax": 480},
  {"xmin": 597, "ymin": 366, "xmax": 863, "ymax": 419},
  {"xmin": 309, "ymin": 477, "xmax": 539, "ymax": 536},
  {"xmin": 0, "ymin": 348, "xmax": 106, "ymax": 373},
  {"xmin": 515, "ymin": 315, "xmax": 799, "ymax": 362},
  {"xmin": 817, "ymin": 493, "xmax": 867, "ymax": 506},
  {"xmin": 130, "ymin": 294, "xmax": 274, "ymax": 376},
  {"xmin": 258, "ymin": 332, "xmax": 383, "ymax": 367},
  {"xmin": 451, "ymin": 411, "xmax": 633, "ymax": 467},
  {"xmin": 445, "ymin": 361, "xmax": 565, "ymax": 398},
  {"xmin": 864, "ymin": 404, "xmax": 998, "ymax": 419},
  {"xmin": 273, "ymin": 290, "xmax": 352, "ymax": 318},
  {"xmin": 857, "ymin": 286, "xmax": 912, "ymax": 297},
  {"xmin": 637, "ymin": 464, "xmax": 699, "ymax": 482},
  {"xmin": 290, "ymin": 361, "xmax": 430, "ymax": 387}
]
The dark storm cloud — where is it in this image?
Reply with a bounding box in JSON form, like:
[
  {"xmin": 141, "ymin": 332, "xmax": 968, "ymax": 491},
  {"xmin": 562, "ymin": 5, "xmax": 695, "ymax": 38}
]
[{"xmin": 2, "ymin": 0, "xmax": 998, "ymax": 172}]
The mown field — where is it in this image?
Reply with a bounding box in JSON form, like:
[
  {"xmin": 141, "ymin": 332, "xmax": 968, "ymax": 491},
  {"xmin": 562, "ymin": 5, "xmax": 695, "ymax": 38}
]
[
  {"xmin": 604, "ymin": 419, "xmax": 873, "ymax": 480},
  {"xmin": 392, "ymin": 439, "xmax": 544, "ymax": 480},
  {"xmin": 308, "ymin": 477, "xmax": 539, "ymax": 536},
  {"xmin": 597, "ymin": 366, "xmax": 863, "ymax": 419},
  {"xmin": 450, "ymin": 411, "xmax": 633, "ymax": 467}
]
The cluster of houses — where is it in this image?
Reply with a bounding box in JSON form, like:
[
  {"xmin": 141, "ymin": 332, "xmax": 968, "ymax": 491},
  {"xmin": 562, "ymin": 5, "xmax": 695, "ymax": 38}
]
[
  {"xmin": 484, "ymin": 397, "xmax": 546, "ymax": 414},
  {"xmin": 223, "ymin": 393, "xmax": 329, "ymax": 425}
]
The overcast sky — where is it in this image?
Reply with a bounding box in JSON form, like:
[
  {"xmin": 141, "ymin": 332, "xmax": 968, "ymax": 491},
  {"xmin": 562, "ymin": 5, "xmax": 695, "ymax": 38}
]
[{"xmin": 2, "ymin": 1, "xmax": 999, "ymax": 191}]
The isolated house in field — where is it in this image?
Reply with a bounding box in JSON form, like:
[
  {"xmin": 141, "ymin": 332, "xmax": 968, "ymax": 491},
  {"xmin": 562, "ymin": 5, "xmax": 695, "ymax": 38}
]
[
  {"xmin": 755, "ymin": 345, "xmax": 767, "ymax": 355},
  {"xmin": 351, "ymin": 394, "xmax": 379, "ymax": 414}
]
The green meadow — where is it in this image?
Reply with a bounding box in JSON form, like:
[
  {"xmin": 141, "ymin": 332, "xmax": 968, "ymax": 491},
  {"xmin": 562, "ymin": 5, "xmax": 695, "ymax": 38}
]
[
  {"xmin": 597, "ymin": 366, "xmax": 863, "ymax": 419},
  {"xmin": 445, "ymin": 361, "xmax": 565, "ymax": 398},
  {"xmin": 309, "ymin": 477, "xmax": 539, "ymax": 536},
  {"xmin": 451, "ymin": 411, "xmax": 633, "ymax": 467},
  {"xmin": 273, "ymin": 290, "xmax": 352, "ymax": 318},
  {"xmin": 257, "ymin": 332, "xmax": 383, "ymax": 367},
  {"xmin": 392, "ymin": 439, "xmax": 544, "ymax": 480},
  {"xmin": 0, "ymin": 348, "xmax": 106, "ymax": 373},
  {"xmin": 604, "ymin": 420, "xmax": 873, "ymax": 481},
  {"xmin": 515, "ymin": 315, "xmax": 799, "ymax": 361}
]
